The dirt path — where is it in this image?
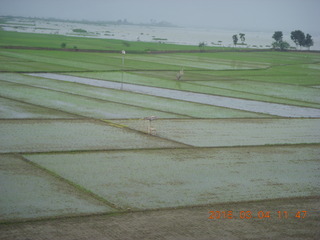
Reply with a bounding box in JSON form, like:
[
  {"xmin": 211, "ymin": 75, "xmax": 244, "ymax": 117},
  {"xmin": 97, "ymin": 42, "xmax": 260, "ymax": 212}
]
[{"xmin": 1, "ymin": 196, "xmax": 319, "ymax": 240}]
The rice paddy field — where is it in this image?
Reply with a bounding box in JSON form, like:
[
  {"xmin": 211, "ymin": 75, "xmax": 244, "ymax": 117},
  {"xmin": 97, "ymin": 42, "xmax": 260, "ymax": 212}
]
[{"xmin": 0, "ymin": 30, "xmax": 320, "ymax": 239}]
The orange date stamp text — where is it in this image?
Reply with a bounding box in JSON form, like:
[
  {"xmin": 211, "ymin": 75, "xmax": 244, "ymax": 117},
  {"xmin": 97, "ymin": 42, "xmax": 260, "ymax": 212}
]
[{"xmin": 208, "ymin": 210, "xmax": 307, "ymax": 220}]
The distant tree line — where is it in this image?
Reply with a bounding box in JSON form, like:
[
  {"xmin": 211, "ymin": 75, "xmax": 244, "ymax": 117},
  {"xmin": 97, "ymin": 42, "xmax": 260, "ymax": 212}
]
[
  {"xmin": 272, "ymin": 30, "xmax": 314, "ymax": 51},
  {"xmin": 227, "ymin": 30, "xmax": 314, "ymax": 51}
]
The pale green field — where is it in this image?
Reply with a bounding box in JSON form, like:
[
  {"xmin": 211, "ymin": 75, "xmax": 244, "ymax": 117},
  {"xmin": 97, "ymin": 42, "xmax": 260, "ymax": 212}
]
[
  {"xmin": 0, "ymin": 80, "xmax": 183, "ymax": 119},
  {"xmin": 0, "ymin": 73, "xmax": 267, "ymax": 118},
  {"xmin": 25, "ymin": 145, "xmax": 320, "ymax": 210},
  {"xmin": 0, "ymin": 154, "xmax": 113, "ymax": 221},
  {"xmin": 0, "ymin": 30, "xmax": 319, "ymax": 224},
  {"xmin": 188, "ymin": 80, "xmax": 320, "ymax": 106},
  {"xmin": 0, "ymin": 97, "xmax": 76, "ymax": 119},
  {"xmin": 121, "ymin": 54, "xmax": 270, "ymax": 70},
  {"xmin": 0, "ymin": 119, "xmax": 185, "ymax": 153},
  {"xmin": 70, "ymin": 71, "xmax": 320, "ymax": 108},
  {"xmin": 114, "ymin": 118, "xmax": 320, "ymax": 147}
]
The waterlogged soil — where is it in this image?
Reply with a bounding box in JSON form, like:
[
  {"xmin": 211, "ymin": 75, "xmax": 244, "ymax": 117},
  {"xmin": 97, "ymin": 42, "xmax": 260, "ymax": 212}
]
[
  {"xmin": 0, "ymin": 80, "xmax": 182, "ymax": 119},
  {"xmin": 190, "ymin": 80, "xmax": 320, "ymax": 105},
  {"xmin": 0, "ymin": 154, "xmax": 113, "ymax": 221},
  {"xmin": 114, "ymin": 118, "xmax": 320, "ymax": 147},
  {"xmin": 25, "ymin": 145, "xmax": 320, "ymax": 210},
  {"xmin": 69, "ymin": 71, "xmax": 320, "ymax": 108},
  {"xmin": 0, "ymin": 119, "xmax": 184, "ymax": 153},
  {"xmin": 0, "ymin": 97, "xmax": 76, "ymax": 119},
  {"xmin": 0, "ymin": 73, "xmax": 265, "ymax": 118},
  {"xmin": 29, "ymin": 73, "xmax": 320, "ymax": 117}
]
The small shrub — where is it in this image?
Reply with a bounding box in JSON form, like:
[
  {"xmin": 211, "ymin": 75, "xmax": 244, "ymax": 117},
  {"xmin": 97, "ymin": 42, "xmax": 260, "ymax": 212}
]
[{"xmin": 72, "ymin": 28, "xmax": 87, "ymax": 33}]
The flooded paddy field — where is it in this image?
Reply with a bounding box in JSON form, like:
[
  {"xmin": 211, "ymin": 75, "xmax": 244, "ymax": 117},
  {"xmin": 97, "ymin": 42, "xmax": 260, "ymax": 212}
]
[
  {"xmin": 0, "ymin": 154, "xmax": 113, "ymax": 221},
  {"xmin": 114, "ymin": 118, "xmax": 320, "ymax": 147},
  {"xmin": 0, "ymin": 30, "xmax": 319, "ymax": 238},
  {"xmin": 26, "ymin": 73, "xmax": 320, "ymax": 117},
  {"xmin": 0, "ymin": 97, "xmax": 76, "ymax": 119},
  {"xmin": 0, "ymin": 119, "xmax": 184, "ymax": 153},
  {"xmin": 0, "ymin": 79, "xmax": 183, "ymax": 119},
  {"xmin": 188, "ymin": 79, "xmax": 320, "ymax": 105},
  {"xmin": 0, "ymin": 73, "xmax": 267, "ymax": 119},
  {"xmin": 24, "ymin": 145, "xmax": 320, "ymax": 210},
  {"xmin": 67, "ymin": 71, "xmax": 320, "ymax": 108}
]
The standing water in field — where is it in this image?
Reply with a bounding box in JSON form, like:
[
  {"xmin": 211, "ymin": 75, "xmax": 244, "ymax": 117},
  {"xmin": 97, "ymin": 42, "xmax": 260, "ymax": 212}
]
[{"xmin": 28, "ymin": 73, "xmax": 320, "ymax": 118}]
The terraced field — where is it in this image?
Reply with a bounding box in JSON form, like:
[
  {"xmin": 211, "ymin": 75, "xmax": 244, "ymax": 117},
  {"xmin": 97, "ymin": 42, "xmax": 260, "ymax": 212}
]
[{"xmin": 0, "ymin": 31, "xmax": 319, "ymax": 239}]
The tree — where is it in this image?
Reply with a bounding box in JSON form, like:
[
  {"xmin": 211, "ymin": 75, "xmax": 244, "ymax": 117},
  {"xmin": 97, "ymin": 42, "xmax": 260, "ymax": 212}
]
[
  {"xmin": 272, "ymin": 31, "xmax": 283, "ymax": 42},
  {"xmin": 239, "ymin": 33, "xmax": 246, "ymax": 44},
  {"xmin": 61, "ymin": 42, "xmax": 66, "ymax": 48},
  {"xmin": 272, "ymin": 41, "xmax": 290, "ymax": 51},
  {"xmin": 232, "ymin": 34, "xmax": 238, "ymax": 47},
  {"xmin": 304, "ymin": 34, "xmax": 314, "ymax": 50},
  {"xmin": 291, "ymin": 30, "xmax": 305, "ymax": 49},
  {"xmin": 198, "ymin": 42, "xmax": 206, "ymax": 51},
  {"xmin": 272, "ymin": 31, "xmax": 289, "ymax": 51}
]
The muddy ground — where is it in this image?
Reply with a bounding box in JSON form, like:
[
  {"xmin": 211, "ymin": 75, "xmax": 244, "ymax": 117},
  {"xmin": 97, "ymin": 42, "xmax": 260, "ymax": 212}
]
[{"xmin": 1, "ymin": 196, "xmax": 319, "ymax": 240}]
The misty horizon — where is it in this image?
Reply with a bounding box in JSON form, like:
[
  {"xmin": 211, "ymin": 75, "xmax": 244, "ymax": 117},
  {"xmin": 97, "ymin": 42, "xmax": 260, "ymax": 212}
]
[{"xmin": 1, "ymin": 0, "xmax": 320, "ymax": 34}]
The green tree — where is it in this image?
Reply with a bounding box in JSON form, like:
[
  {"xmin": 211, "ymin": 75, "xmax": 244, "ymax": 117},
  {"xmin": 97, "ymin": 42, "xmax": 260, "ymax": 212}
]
[
  {"xmin": 272, "ymin": 41, "xmax": 290, "ymax": 51},
  {"xmin": 60, "ymin": 42, "xmax": 66, "ymax": 48},
  {"xmin": 232, "ymin": 34, "xmax": 238, "ymax": 47},
  {"xmin": 291, "ymin": 30, "xmax": 305, "ymax": 49},
  {"xmin": 198, "ymin": 42, "xmax": 206, "ymax": 51},
  {"xmin": 239, "ymin": 33, "xmax": 245, "ymax": 44},
  {"xmin": 272, "ymin": 31, "xmax": 289, "ymax": 51},
  {"xmin": 272, "ymin": 31, "xmax": 283, "ymax": 42},
  {"xmin": 304, "ymin": 34, "xmax": 314, "ymax": 50}
]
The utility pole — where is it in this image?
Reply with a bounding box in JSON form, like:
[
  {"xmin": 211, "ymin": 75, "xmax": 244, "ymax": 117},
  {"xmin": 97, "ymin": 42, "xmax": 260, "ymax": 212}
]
[{"xmin": 121, "ymin": 50, "xmax": 126, "ymax": 90}]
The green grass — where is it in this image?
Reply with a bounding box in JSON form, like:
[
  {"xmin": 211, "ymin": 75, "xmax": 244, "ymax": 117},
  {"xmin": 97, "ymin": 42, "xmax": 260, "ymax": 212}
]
[
  {"xmin": 187, "ymin": 80, "xmax": 320, "ymax": 104},
  {"xmin": 1, "ymin": 31, "xmax": 319, "ymax": 110},
  {"xmin": 0, "ymin": 30, "xmax": 206, "ymax": 52},
  {"xmin": 206, "ymin": 63, "xmax": 320, "ymax": 85},
  {"xmin": 0, "ymin": 31, "xmax": 320, "ymax": 108}
]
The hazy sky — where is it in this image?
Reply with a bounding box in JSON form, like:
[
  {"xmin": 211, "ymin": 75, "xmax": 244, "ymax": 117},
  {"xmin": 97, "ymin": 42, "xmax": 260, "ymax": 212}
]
[{"xmin": 1, "ymin": 0, "xmax": 319, "ymax": 33}]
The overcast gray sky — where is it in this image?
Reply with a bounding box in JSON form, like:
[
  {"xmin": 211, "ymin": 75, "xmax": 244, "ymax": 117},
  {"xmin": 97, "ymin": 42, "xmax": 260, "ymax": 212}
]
[{"xmin": 1, "ymin": 0, "xmax": 319, "ymax": 33}]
